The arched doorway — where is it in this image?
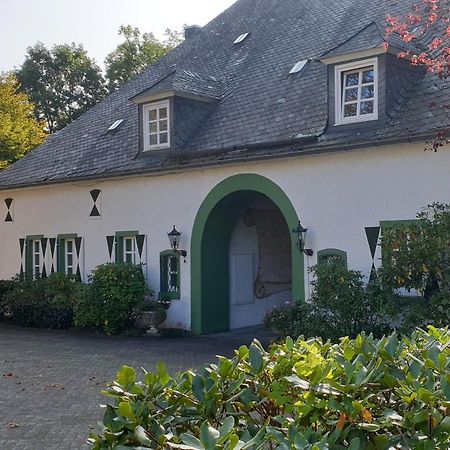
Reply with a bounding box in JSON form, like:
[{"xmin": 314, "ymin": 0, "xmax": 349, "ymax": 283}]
[{"xmin": 191, "ymin": 174, "xmax": 304, "ymax": 334}]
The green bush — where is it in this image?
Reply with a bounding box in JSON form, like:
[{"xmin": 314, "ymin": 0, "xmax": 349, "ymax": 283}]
[
  {"xmin": 3, "ymin": 273, "xmax": 82, "ymax": 328},
  {"xmin": 74, "ymin": 263, "xmax": 146, "ymax": 335},
  {"xmin": 265, "ymin": 263, "xmax": 395, "ymax": 341},
  {"xmin": 89, "ymin": 327, "xmax": 450, "ymax": 449},
  {"xmin": 0, "ymin": 277, "xmax": 17, "ymax": 318}
]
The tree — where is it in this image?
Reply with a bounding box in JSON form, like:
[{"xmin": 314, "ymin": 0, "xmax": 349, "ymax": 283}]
[
  {"xmin": 105, "ymin": 26, "xmax": 183, "ymax": 92},
  {"xmin": 0, "ymin": 74, "xmax": 46, "ymax": 170},
  {"xmin": 16, "ymin": 42, "xmax": 107, "ymax": 133},
  {"xmin": 386, "ymin": 0, "xmax": 450, "ymax": 150}
]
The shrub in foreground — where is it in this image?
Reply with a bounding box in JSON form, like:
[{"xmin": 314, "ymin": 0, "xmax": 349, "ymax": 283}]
[
  {"xmin": 74, "ymin": 263, "xmax": 146, "ymax": 335},
  {"xmin": 89, "ymin": 327, "xmax": 450, "ymax": 449},
  {"xmin": 3, "ymin": 273, "xmax": 82, "ymax": 328},
  {"xmin": 265, "ymin": 262, "xmax": 396, "ymax": 341}
]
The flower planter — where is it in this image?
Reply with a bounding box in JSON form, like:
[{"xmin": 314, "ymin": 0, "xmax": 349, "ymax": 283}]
[{"xmin": 135, "ymin": 310, "xmax": 167, "ymax": 335}]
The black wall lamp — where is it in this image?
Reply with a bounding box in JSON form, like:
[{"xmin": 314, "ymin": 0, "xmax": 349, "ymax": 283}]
[
  {"xmin": 168, "ymin": 226, "xmax": 187, "ymax": 257},
  {"xmin": 292, "ymin": 221, "xmax": 314, "ymax": 256}
]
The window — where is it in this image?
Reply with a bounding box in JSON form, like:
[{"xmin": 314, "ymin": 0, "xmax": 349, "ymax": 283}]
[
  {"xmin": 123, "ymin": 236, "xmax": 137, "ymax": 264},
  {"xmin": 57, "ymin": 234, "xmax": 81, "ymax": 279},
  {"xmin": 160, "ymin": 250, "xmax": 180, "ymax": 299},
  {"xmin": 65, "ymin": 239, "xmax": 75, "ymax": 276},
  {"xmin": 143, "ymin": 101, "xmax": 170, "ymax": 151},
  {"xmin": 32, "ymin": 240, "xmax": 41, "ymax": 279},
  {"xmin": 317, "ymin": 248, "xmax": 347, "ymax": 266},
  {"xmin": 114, "ymin": 231, "xmax": 145, "ymax": 265},
  {"xmin": 335, "ymin": 58, "xmax": 378, "ymax": 125}
]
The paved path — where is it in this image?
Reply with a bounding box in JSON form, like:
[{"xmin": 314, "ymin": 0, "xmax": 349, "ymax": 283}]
[{"xmin": 0, "ymin": 324, "xmax": 275, "ymax": 450}]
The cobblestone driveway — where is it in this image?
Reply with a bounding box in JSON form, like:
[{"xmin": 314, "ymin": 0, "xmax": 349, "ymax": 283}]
[{"xmin": 0, "ymin": 324, "xmax": 274, "ymax": 450}]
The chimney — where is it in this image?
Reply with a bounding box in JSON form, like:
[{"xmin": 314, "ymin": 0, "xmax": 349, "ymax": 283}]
[{"xmin": 184, "ymin": 25, "xmax": 203, "ymax": 41}]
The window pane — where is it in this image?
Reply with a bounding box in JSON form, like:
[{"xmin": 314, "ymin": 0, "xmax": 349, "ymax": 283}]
[
  {"xmin": 360, "ymin": 101, "xmax": 374, "ymax": 115},
  {"xmin": 150, "ymin": 122, "xmax": 157, "ymax": 133},
  {"xmin": 34, "ymin": 241, "xmax": 39, "ymax": 252},
  {"xmin": 344, "ymin": 88, "xmax": 358, "ymax": 102},
  {"xmin": 170, "ymin": 256, "xmax": 177, "ymax": 271},
  {"xmin": 345, "ymin": 72, "xmax": 359, "ymax": 87},
  {"xmin": 149, "ymin": 109, "xmax": 157, "ymax": 121},
  {"xmin": 125, "ymin": 253, "xmax": 133, "ymax": 264},
  {"xmin": 169, "ymin": 273, "xmax": 178, "ymax": 290},
  {"xmin": 34, "ymin": 254, "xmax": 40, "ymax": 265},
  {"xmin": 344, "ymin": 103, "xmax": 357, "ymax": 117},
  {"xmin": 67, "ymin": 240, "xmax": 73, "ymax": 252},
  {"xmin": 159, "ymin": 119, "xmax": 168, "ymax": 131},
  {"xmin": 159, "ymin": 107, "xmax": 167, "ymax": 119},
  {"xmin": 67, "ymin": 267, "xmax": 73, "ymax": 276},
  {"xmin": 362, "ymin": 69, "xmax": 374, "ymax": 83},
  {"xmin": 361, "ymin": 85, "xmax": 374, "ymax": 99},
  {"xmin": 160, "ymin": 133, "xmax": 168, "ymax": 144},
  {"xmin": 125, "ymin": 238, "xmax": 132, "ymax": 252},
  {"xmin": 67, "ymin": 254, "xmax": 73, "ymax": 266},
  {"xmin": 150, "ymin": 134, "xmax": 158, "ymax": 145}
]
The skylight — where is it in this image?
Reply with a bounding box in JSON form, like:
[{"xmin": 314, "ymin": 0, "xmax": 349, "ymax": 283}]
[
  {"xmin": 289, "ymin": 59, "xmax": 309, "ymax": 74},
  {"xmin": 233, "ymin": 33, "xmax": 249, "ymax": 44},
  {"xmin": 108, "ymin": 119, "xmax": 124, "ymax": 131}
]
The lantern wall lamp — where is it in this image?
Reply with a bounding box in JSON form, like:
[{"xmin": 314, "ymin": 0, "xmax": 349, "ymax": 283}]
[
  {"xmin": 167, "ymin": 226, "xmax": 187, "ymax": 257},
  {"xmin": 292, "ymin": 221, "xmax": 314, "ymax": 256}
]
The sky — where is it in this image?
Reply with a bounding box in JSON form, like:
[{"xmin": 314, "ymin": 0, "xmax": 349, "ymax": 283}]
[{"xmin": 0, "ymin": 0, "xmax": 237, "ymax": 73}]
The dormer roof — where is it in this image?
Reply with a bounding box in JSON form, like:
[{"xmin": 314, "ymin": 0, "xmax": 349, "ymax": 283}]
[{"xmin": 131, "ymin": 69, "xmax": 226, "ymax": 103}]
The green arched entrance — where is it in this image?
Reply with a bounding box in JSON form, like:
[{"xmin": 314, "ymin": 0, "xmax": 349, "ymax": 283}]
[{"xmin": 191, "ymin": 173, "xmax": 304, "ymax": 334}]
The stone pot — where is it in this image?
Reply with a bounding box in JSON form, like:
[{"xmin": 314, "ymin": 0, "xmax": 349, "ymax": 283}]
[{"xmin": 135, "ymin": 310, "xmax": 167, "ymax": 335}]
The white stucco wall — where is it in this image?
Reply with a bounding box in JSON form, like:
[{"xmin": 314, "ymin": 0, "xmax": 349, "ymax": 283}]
[{"xmin": 1, "ymin": 141, "xmax": 449, "ymax": 329}]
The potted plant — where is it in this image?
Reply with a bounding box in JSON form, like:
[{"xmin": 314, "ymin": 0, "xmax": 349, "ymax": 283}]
[{"xmin": 135, "ymin": 293, "xmax": 171, "ymax": 335}]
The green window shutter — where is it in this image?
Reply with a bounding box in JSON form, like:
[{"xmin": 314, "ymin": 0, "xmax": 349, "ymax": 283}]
[
  {"xmin": 57, "ymin": 238, "xmax": 65, "ymax": 273},
  {"xmin": 115, "ymin": 236, "xmax": 124, "ymax": 263},
  {"xmin": 25, "ymin": 239, "xmax": 33, "ymax": 279},
  {"xmin": 160, "ymin": 253, "xmax": 169, "ymax": 293}
]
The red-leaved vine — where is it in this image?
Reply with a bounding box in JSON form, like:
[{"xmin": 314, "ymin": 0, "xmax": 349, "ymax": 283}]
[{"xmin": 386, "ymin": 0, "xmax": 449, "ymax": 150}]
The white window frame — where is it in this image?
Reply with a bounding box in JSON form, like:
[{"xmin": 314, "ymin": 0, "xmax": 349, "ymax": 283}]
[
  {"xmin": 65, "ymin": 239, "xmax": 75, "ymax": 276},
  {"xmin": 123, "ymin": 236, "xmax": 137, "ymax": 264},
  {"xmin": 142, "ymin": 100, "xmax": 170, "ymax": 151},
  {"xmin": 32, "ymin": 240, "xmax": 42, "ymax": 279},
  {"xmin": 334, "ymin": 58, "xmax": 378, "ymax": 126}
]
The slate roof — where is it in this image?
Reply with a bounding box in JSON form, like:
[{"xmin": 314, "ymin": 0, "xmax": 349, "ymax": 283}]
[
  {"xmin": 1, "ymin": 0, "xmax": 448, "ymax": 189},
  {"xmin": 132, "ymin": 69, "xmax": 226, "ymax": 101}
]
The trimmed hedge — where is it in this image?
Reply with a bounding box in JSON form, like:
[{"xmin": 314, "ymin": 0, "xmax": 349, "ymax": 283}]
[{"xmin": 89, "ymin": 327, "xmax": 450, "ymax": 449}]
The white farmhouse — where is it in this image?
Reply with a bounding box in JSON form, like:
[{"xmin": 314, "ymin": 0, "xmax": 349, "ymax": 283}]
[{"xmin": 1, "ymin": 0, "xmax": 449, "ymax": 333}]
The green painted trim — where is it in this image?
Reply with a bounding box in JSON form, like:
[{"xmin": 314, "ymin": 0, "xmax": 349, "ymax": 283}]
[
  {"xmin": 160, "ymin": 250, "xmax": 181, "ymax": 300},
  {"xmin": 190, "ymin": 173, "xmax": 303, "ymax": 334},
  {"xmin": 114, "ymin": 231, "xmax": 139, "ymax": 263},
  {"xmin": 317, "ymin": 248, "xmax": 348, "ymax": 266},
  {"xmin": 57, "ymin": 233, "xmax": 77, "ymax": 240},
  {"xmin": 380, "ymin": 219, "xmax": 418, "ymax": 229},
  {"xmin": 115, "ymin": 230, "xmax": 139, "ymax": 237}
]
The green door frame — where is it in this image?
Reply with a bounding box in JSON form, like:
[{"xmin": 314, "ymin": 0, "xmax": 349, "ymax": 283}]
[{"xmin": 190, "ymin": 173, "xmax": 304, "ymax": 334}]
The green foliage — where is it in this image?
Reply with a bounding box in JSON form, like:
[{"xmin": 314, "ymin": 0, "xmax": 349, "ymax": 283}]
[
  {"xmin": 16, "ymin": 42, "xmax": 106, "ymax": 133},
  {"xmin": 74, "ymin": 263, "xmax": 146, "ymax": 335},
  {"xmin": 381, "ymin": 203, "xmax": 450, "ymax": 298},
  {"xmin": 89, "ymin": 327, "xmax": 450, "ymax": 449},
  {"xmin": 380, "ymin": 203, "xmax": 450, "ymax": 330},
  {"xmin": 2, "ymin": 273, "xmax": 83, "ymax": 328},
  {"xmin": 265, "ymin": 262, "xmax": 395, "ymax": 341},
  {"xmin": 0, "ymin": 74, "xmax": 46, "ymax": 169},
  {"xmin": 105, "ymin": 25, "xmax": 182, "ymax": 92}
]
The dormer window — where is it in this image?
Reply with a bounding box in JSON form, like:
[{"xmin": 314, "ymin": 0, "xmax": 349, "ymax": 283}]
[
  {"xmin": 335, "ymin": 58, "xmax": 378, "ymax": 125},
  {"xmin": 143, "ymin": 100, "xmax": 170, "ymax": 150}
]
